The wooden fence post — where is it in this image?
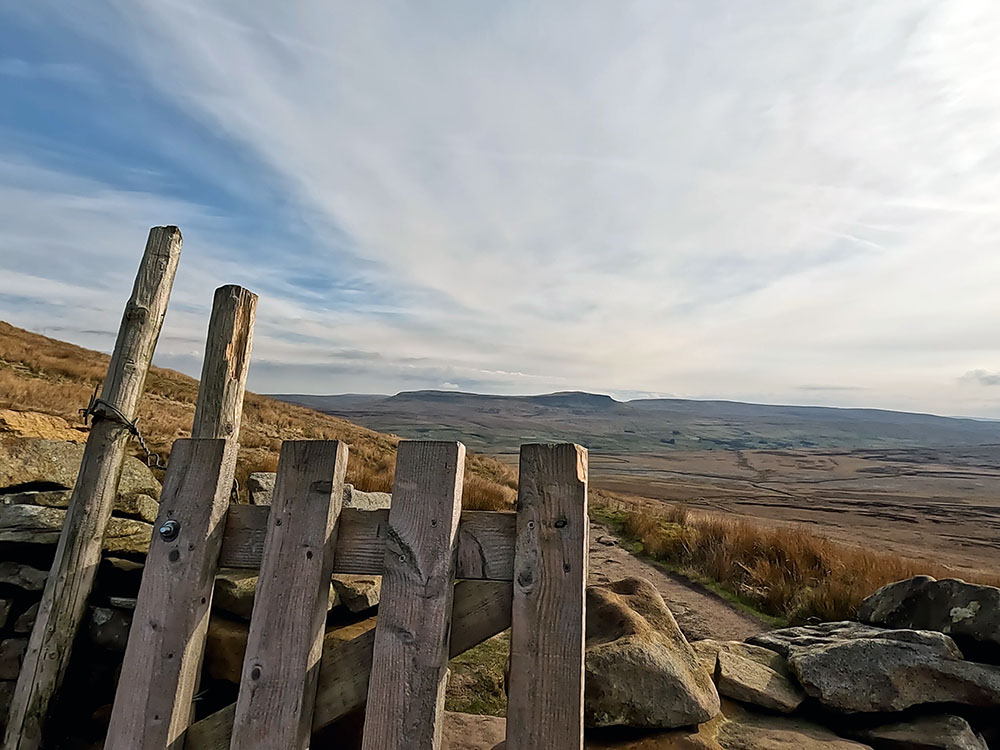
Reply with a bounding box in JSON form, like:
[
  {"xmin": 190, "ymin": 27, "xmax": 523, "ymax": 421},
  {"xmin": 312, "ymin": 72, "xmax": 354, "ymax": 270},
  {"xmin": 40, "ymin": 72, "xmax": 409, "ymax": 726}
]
[
  {"xmin": 362, "ymin": 441, "xmax": 466, "ymax": 750},
  {"xmin": 3, "ymin": 226, "xmax": 183, "ymax": 750},
  {"xmin": 191, "ymin": 285, "xmax": 257, "ymax": 442},
  {"xmin": 228, "ymin": 441, "xmax": 349, "ymax": 750},
  {"xmin": 104, "ymin": 439, "xmax": 235, "ymax": 750},
  {"xmin": 506, "ymin": 444, "xmax": 588, "ymax": 750}
]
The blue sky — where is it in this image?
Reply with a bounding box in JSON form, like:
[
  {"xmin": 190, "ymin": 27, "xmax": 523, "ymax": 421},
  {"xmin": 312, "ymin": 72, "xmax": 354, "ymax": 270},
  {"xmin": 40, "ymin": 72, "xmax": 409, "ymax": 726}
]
[{"xmin": 2, "ymin": 1, "xmax": 1000, "ymax": 416}]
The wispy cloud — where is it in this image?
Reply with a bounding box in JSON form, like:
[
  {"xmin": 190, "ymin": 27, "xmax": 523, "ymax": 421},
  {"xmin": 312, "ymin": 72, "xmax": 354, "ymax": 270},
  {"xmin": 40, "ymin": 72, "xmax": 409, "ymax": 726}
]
[
  {"xmin": 961, "ymin": 370, "xmax": 1000, "ymax": 387},
  {"xmin": 2, "ymin": 1, "xmax": 1000, "ymax": 416}
]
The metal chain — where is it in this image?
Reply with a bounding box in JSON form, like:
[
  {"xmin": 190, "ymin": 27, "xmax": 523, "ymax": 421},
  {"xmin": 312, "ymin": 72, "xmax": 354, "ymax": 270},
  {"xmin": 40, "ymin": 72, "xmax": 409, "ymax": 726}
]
[{"xmin": 80, "ymin": 386, "xmax": 168, "ymax": 469}]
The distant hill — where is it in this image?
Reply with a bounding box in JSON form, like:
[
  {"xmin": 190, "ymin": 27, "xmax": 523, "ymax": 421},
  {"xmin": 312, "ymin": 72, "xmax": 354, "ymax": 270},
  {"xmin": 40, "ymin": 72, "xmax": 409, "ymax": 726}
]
[{"xmin": 273, "ymin": 390, "xmax": 1000, "ymax": 454}]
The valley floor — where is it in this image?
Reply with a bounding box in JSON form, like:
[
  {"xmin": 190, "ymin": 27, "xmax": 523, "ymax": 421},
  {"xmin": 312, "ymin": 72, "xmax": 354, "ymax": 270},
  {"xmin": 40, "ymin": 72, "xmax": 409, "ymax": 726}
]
[{"xmin": 590, "ymin": 446, "xmax": 1000, "ymax": 576}]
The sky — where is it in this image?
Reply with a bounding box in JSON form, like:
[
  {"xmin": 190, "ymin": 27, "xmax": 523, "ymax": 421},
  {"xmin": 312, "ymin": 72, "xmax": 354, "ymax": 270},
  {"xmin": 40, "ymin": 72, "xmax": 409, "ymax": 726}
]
[{"xmin": 2, "ymin": 1, "xmax": 1000, "ymax": 416}]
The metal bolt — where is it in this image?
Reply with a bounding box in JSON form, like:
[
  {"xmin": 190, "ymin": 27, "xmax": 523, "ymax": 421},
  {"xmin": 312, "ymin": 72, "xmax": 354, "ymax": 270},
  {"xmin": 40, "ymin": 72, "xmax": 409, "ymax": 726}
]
[{"xmin": 159, "ymin": 519, "xmax": 180, "ymax": 542}]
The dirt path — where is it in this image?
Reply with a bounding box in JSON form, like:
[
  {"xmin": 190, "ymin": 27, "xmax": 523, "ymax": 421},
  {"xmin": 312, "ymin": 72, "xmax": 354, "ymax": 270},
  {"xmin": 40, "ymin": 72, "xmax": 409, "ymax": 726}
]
[{"xmin": 588, "ymin": 520, "xmax": 769, "ymax": 642}]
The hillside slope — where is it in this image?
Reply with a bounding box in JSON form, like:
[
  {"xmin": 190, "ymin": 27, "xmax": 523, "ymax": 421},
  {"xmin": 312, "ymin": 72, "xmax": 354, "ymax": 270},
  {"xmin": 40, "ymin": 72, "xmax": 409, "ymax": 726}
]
[{"xmin": 0, "ymin": 322, "xmax": 515, "ymax": 508}]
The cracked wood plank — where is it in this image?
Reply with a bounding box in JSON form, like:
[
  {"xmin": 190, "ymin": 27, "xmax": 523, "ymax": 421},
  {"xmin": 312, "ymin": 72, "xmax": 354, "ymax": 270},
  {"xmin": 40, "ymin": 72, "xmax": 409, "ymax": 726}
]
[
  {"xmin": 362, "ymin": 441, "xmax": 465, "ymax": 750},
  {"xmin": 506, "ymin": 444, "xmax": 588, "ymax": 750}
]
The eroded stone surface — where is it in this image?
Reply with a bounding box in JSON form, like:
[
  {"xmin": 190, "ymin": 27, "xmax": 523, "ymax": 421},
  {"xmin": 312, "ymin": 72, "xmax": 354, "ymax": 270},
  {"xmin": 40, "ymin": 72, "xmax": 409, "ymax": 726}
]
[{"xmin": 585, "ymin": 577, "xmax": 720, "ymax": 729}]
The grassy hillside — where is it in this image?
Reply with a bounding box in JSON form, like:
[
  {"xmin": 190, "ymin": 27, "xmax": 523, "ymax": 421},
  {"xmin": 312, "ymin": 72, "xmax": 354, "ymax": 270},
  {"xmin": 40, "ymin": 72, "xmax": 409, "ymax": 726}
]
[
  {"xmin": 278, "ymin": 390, "xmax": 1000, "ymax": 454},
  {"xmin": 0, "ymin": 321, "xmax": 516, "ymax": 509}
]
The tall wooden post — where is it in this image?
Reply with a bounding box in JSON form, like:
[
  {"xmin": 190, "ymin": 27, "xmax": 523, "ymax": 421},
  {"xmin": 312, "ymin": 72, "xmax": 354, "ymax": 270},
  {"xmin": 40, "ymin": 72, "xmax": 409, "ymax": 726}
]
[
  {"xmin": 192, "ymin": 285, "xmax": 257, "ymax": 441},
  {"xmin": 3, "ymin": 227, "xmax": 183, "ymax": 750},
  {"xmin": 103, "ymin": 285, "xmax": 256, "ymax": 748}
]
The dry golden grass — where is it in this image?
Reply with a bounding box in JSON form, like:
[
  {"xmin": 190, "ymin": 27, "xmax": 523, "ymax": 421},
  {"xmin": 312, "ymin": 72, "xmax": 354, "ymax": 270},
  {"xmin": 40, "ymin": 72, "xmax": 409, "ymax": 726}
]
[
  {"xmin": 0, "ymin": 320, "xmax": 514, "ymax": 509},
  {"xmin": 597, "ymin": 493, "xmax": 1000, "ymax": 623}
]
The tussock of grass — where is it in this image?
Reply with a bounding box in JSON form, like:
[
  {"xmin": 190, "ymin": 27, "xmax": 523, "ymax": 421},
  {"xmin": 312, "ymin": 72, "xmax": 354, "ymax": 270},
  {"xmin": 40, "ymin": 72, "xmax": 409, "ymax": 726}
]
[
  {"xmin": 0, "ymin": 321, "xmax": 515, "ymax": 508},
  {"xmin": 445, "ymin": 632, "xmax": 509, "ymax": 717},
  {"xmin": 596, "ymin": 494, "xmax": 1000, "ymax": 623}
]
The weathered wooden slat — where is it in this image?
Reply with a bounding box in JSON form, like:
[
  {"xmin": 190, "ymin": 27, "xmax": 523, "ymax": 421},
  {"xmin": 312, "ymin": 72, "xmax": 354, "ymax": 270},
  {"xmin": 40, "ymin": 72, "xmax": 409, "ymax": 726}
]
[
  {"xmin": 4, "ymin": 226, "xmax": 183, "ymax": 750},
  {"xmin": 218, "ymin": 505, "xmax": 516, "ymax": 579},
  {"xmin": 191, "ymin": 285, "xmax": 257, "ymax": 442},
  {"xmin": 105, "ymin": 439, "xmax": 236, "ymax": 750},
  {"xmin": 228, "ymin": 441, "xmax": 348, "ymax": 750},
  {"xmin": 362, "ymin": 441, "xmax": 466, "ymax": 750},
  {"xmin": 506, "ymin": 444, "xmax": 588, "ymax": 750},
  {"xmin": 183, "ymin": 579, "xmax": 512, "ymax": 750}
]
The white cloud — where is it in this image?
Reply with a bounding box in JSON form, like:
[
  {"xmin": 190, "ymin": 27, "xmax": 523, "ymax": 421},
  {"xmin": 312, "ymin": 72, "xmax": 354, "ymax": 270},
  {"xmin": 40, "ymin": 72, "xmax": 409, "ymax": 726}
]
[{"xmin": 3, "ymin": 0, "xmax": 1000, "ymax": 415}]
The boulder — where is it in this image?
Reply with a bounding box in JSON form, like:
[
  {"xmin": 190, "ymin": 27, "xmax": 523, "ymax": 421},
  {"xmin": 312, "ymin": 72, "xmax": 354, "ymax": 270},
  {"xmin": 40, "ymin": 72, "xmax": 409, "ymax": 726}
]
[
  {"xmin": 442, "ymin": 712, "xmax": 506, "ymax": 750},
  {"xmin": 0, "ymin": 437, "xmax": 160, "ymax": 501},
  {"xmin": 750, "ymin": 622, "xmax": 1000, "ymax": 713},
  {"xmin": 0, "ymin": 504, "xmax": 152, "ymax": 554},
  {"xmin": 848, "ymin": 714, "xmax": 987, "ymax": 750},
  {"xmin": 748, "ymin": 621, "xmax": 962, "ymax": 658},
  {"xmin": 692, "ymin": 639, "xmax": 804, "ymax": 713},
  {"xmin": 98, "ymin": 556, "xmax": 144, "ymax": 594},
  {"xmin": 246, "ymin": 472, "xmax": 276, "ymax": 505},
  {"xmin": 0, "ymin": 410, "xmax": 86, "ymax": 443},
  {"xmin": 0, "ymin": 561, "xmax": 48, "ymax": 591},
  {"xmin": 331, "ymin": 575, "xmax": 381, "ymax": 613},
  {"xmin": 246, "ymin": 474, "xmax": 391, "ymax": 511},
  {"xmin": 345, "ymin": 484, "xmax": 392, "ymax": 511},
  {"xmin": 214, "ymin": 569, "xmax": 338, "ymax": 621},
  {"xmin": 2, "ymin": 489, "xmax": 159, "ymax": 523},
  {"xmin": 13, "ymin": 603, "xmax": 37, "ymax": 633},
  {"xmin": 859, "ymin": 576, "xmax": 1000, "ymax": 652},
  {"xmin": 205, "ymin": 615, "xmax": 249, "ymax": 683},
  {"xmin": 585, "ymin": 699, "xmax": 871, "ymax": 749},
  {"xmin": 585, "ymin": 577, "xmax": 720, "ymax": 729},
  {"xmin": 0, "ymin": 639, "xmax": 27, "ymax": 680},
  {"xmin": 87, "ymin": 606, "xmax": 133, "ymax": 652},
  {"xmin": 0, "ymin": 599, "xmax": 11, "ymax": 630}
]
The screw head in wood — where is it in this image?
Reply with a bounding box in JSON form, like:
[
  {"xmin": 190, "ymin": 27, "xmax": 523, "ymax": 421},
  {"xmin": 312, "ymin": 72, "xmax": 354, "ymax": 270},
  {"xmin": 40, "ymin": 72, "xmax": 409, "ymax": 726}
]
[{"xmin": 159, "ymin": 519, "xmax": 181, "ymax": 542}]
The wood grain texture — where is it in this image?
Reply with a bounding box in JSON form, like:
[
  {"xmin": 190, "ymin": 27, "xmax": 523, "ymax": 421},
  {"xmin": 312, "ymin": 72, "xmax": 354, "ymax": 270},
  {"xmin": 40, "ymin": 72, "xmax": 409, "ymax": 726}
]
[
  {"xmin": 362, "ymin": 441, "xmax": 466, "ymax": 750},
  {"xmin": 191, "ymin": 285, "xmax": 257, "ymax": 442},
  {"xmin": 506, "ymin": 444, "xmax": 588, "ymax": 750},
  {"xmin": 183, "ymin": 579, "xmax": 512, "ymax": 750},
  {"xmin": 3, "ymin": 226, "xmax": 183, "ymax": 750},
  {"xmin": 105, "ymin": 440, "xmax": 235, "ymax": 750},
  {"xmin": 219, "ymin": 505, "xmax": 515, "ymax": 580},
  {"xmin": 228, "ymin": 440, "xmax": 348, "ymax": 750}
]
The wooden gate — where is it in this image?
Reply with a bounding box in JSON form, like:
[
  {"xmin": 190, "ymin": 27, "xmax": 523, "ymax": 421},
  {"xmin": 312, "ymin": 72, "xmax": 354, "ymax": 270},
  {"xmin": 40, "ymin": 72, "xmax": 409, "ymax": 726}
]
[{"xmin": 104, "ymin": 437, "xmax": 588, "ymax": 749}]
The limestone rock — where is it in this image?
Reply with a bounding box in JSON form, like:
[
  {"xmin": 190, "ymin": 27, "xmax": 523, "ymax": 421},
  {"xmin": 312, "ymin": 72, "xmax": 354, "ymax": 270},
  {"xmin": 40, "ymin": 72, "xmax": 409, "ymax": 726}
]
[
  {"xmin": 246, "ymin": 474, "xmax": 391, "ymax": 511},
  {"xmin": 345, "ymin": 484, "xmax": 392, "ymax": 511},
  {"xmin": 751, "ymin": 622, "xmax": 1000, "ymax": 713},
  {"xmin": 692, "ymin": 639, "xmax": 804, "ymax": 713},
  {"xmin": 0, "ymin": 561, "xmax": 47, "ymax": 591},
  {"xmin": 13, "ymin": 603, "xmax": 37, "ymax": 633},
  {"xmin": 0, "ymin": 410, "xmax": 86, "ymax": 443},
  {"xmin": 748, "ymin": 621, "xmax": 962, "ymax": 658},
  {"xmin": 2, "ymin": 488, "xmax": 159, "ymax": 523},
  {"xmin": 859, "ymin": 576, "xmax": 1000, "ymax": 651},
  {"xmin": 109, "ymin": 597, "xmax": 137, "ymax": 611},
  {"xmin": 0, "ymin": 504, "xmax": 152, "ymax": 554},
  {"xmin": 246, "ymin": 472, "xmax": 275, "ymax": 505},
  {"xmin": 585, "ymin": 699, "xmax": 872, "ymax": 750},
  {"xmin": 442, "ymin": 711, "xmax": 506, "ymax": 750},
  {"xmin": 0, "ymin": 680, "xmax": 14, "ymax": 717},
  {"xmin": 98, "ymin": 556, "xmax": 144, "ymax": 594},
  {"xmin": 331, "ymin": 575, "xmax": 381, "ymax": 613},
  {"xmin": 214, "ymin": 569, "xmax": 337, "ymax": 621},
  {"xmin": 585, "ymin": 577, "xmax": 720, "ymax": 729},
  {"xmin": 87, "ymin": 606, "xmax": 132, "ymax": 652},
  {"xmin": 205, "ymin": 615, "xmax": 248, "ymax": 683},
  {"xmin": 0, "ymin": 639, "xmax": 27, "ymax": 680},
  {"xmin": 849, "ymin": 714, "xmax": 987, "ymax": 750},
  {"xmin": 0, "ymin": 437, "xmax": 160, "ymax": 501}
]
